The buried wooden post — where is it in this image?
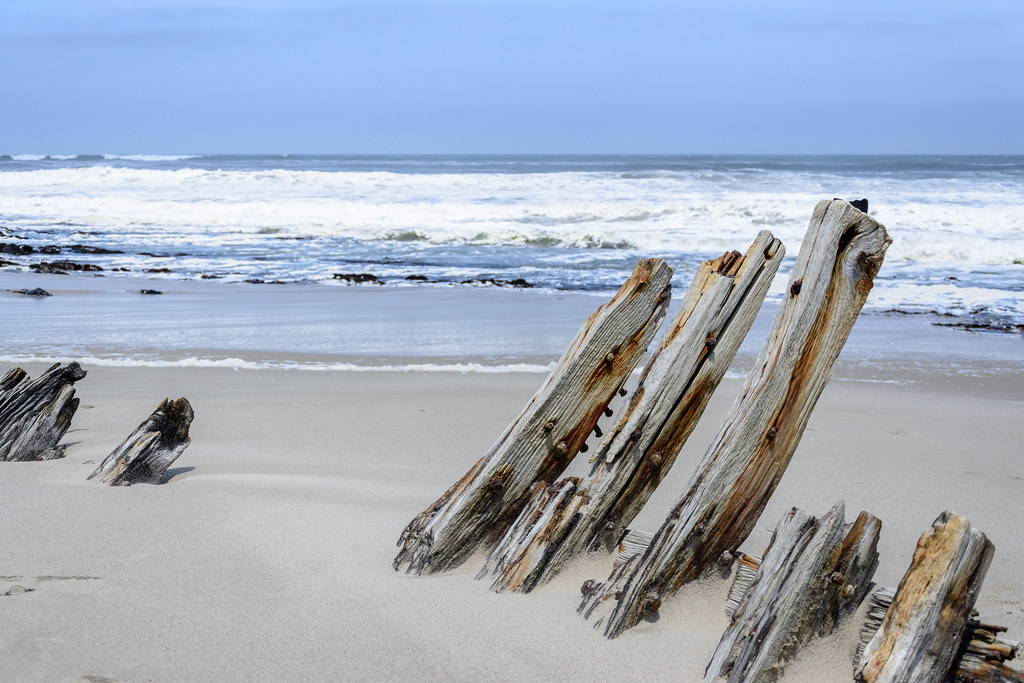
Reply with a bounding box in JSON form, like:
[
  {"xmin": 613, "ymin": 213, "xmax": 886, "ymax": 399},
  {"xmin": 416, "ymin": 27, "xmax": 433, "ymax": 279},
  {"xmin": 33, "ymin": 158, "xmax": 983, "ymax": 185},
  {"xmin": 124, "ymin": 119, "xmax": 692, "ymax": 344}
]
[
  {"xmin": 705, "ymin": 504, "xmax": 880, "ymax": 683},
  {"xmin": 578, "ymin": 199, "xmax": 891, "ymax": 638},
  {"xmin": 0, "ymin": 362, "xmax": 87, "ymax": 461},
  {"xmin": 855, "ymin": 511, "xmax": 1002, "ymax": 682},
  {"xmin": 88, "ymin": 397, "xmax": 194, "ymax": 485},
  {"xmin": 480, "ymin": 231, "xmax": 785, "ymax": 593},
  {"xmin": 393, "ymin": 259, "xmax": 673, "ymax": 575}
]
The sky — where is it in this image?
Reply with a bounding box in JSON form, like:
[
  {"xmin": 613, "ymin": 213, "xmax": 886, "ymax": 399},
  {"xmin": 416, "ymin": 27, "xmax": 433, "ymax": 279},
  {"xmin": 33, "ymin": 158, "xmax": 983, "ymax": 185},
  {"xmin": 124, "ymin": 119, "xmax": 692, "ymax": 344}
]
[{"xmin": 1, "ymin": 0, "xmax": 1022, "ymax": 154}]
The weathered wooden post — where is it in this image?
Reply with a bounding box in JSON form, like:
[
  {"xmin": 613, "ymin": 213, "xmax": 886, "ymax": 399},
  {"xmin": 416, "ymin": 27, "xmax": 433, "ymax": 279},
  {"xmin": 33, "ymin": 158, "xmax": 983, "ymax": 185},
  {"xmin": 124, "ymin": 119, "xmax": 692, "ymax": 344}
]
[
  {"xmin": 88, "ymin": 397, "xmax": 194, "ymax": 485},
  {"xmin": 394, "ymin": 259, "xmax": 673, "ymax": 575},
  {"xmin": 705, "ymin": 504, "xmax": 880, "ymax": 682},
  {"xmin": 0, "ymin": 362, "xmax": 86, "ymax": 461},
  {"xmin": 855, "ymin": 511, "xmax": 1003, "ymax": 682},
  {"xmin": 579, "ymin": 199, "xmax": 891, "ymax": 638},
  {"xmin": 480, "ymin": 231, "xmax": 784, "ymax": 593}
]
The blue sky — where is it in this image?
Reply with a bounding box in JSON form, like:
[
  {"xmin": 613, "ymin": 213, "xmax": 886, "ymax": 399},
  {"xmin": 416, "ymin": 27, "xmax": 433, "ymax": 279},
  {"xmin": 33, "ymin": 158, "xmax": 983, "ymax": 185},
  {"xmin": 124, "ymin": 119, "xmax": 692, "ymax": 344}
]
[{"xmin": 1, "ymin": 0, "xmax": 1022, "ymax": 154}]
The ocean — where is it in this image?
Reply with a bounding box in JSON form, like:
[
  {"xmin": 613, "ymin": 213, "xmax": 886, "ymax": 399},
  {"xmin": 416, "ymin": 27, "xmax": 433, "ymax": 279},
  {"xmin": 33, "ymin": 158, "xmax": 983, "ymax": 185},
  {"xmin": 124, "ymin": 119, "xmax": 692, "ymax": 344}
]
[{"xmin": 1, "ymin": 154, "xmax": 1022, "ymax": 371}]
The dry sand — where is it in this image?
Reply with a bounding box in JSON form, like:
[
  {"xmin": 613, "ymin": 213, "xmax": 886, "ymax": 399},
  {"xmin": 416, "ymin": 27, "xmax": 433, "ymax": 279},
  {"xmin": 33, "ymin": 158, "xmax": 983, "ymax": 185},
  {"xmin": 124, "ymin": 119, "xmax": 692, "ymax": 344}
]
[{"xmin": 2, "ymin": 358, "xmax": 1023, "ymax": 681}]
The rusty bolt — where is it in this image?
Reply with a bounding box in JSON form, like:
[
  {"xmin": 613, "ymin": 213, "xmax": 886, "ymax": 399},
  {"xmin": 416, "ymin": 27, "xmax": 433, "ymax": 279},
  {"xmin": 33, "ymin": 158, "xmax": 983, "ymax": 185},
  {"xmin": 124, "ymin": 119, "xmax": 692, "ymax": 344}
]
[
  {"xmin": 593, "ymin": 425, "xmax": 603, "ymax": 438},
  {"xmin": 718, "ymin": 551, "xmax": 734, "ymax": 567},
  {"xmin": 605, "ymin": 352, "xmax": 616, "ymax": 363},
  {"xmin": 555, "ymin": 442, "xmax": 567, "ymax": 455},
  {"xmin": 630, "ymin": 427, "xmax": 642, "ymax": 442},
  {"xmin": 487, "ymin": 475, "xmax": 503, "ymax": 490},
  {"xmin": 580, "ymin": 443, "xmax": 589, "ymax": 453},
  {"xmin": 546, "ymin": 484, "xmax": 560, "ymax": 496},
  {"xmin": 706, "ymin": 335, "xmax": 717, "ymax": 349},
  {"xmin": 767, "ymin": 426, "xmax": 777, "ymax": 441},
  {"xmin": 603, "ymin": 521, "xmax": 616, "ymax": 534},
  {"xmin": 543, "ymin": 420, "xmax": 555, "ymax": 432},
  {"xmin": 790, "ymin": 279, "xmax": 803, "ymax": 296},
  {"xmin": 694, "ymin": 522, "xmax": 706, "ymax": 534},
  {"xmin": 649, "ymin": 451, "xmax": 663, "ymax": 468},
  {"xmin": 830, "ymin": 572, "xmax": 845, "ymax": 585},
  {"xmin": 619, "ymin": 387, "xmax": 628, "ymax": 397},
  {"xmin": 604, "ymin": 407, "xmax": 613, "ymax": 418}
]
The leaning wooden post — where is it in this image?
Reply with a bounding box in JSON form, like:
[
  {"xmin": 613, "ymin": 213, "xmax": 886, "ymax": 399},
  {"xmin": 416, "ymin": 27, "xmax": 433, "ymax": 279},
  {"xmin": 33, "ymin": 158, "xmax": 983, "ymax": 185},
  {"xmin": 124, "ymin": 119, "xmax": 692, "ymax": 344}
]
[
  {"xmin": 394, "ymin": 259, "xmax": 673, "ymax": 575},
  {"xmin": 481, "ymin": 231, "xmax": 784, "ymax": 593},
  {"xmin": 579, "ymin": 199, "xmax": 891, "ymax": 638},
  {"xmin": 0, "ymin": 362, "xmax": 86, "ymax": 461},
  {"xmin": 88, "ymin": 398, "xmax": 194, "ymax": 485},
  {"xmin": 705, "ymin": 504, "xmax": 880, "ymax": 683},
  {"xmin": 856, "ymin": 511, "xmax": 997, "ymax": 682}
]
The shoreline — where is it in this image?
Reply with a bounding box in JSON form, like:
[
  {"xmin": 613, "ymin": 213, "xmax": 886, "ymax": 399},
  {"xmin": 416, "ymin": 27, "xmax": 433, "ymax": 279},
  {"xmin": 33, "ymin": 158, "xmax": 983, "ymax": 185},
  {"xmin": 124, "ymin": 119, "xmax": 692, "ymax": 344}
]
[{"xmin": 2, "ymin": 357, "xmax": 1022, "ymax": 681}]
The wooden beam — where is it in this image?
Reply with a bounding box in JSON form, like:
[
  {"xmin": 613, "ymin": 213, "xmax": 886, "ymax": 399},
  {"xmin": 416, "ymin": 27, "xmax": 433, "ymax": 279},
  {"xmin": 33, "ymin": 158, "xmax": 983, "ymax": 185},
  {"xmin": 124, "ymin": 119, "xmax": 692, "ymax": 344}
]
[
  {"xmin": 480, "ymin": 231, "xmax": 784, "ymax": 593},
  {"xmin": 707, "ymin": 505, "xmax": 880, "ymax": 682},
  {"xmin": 0, "ymin": 362, "xmax": 86, "ymax": 461},
  {"xmin": 579, "ymin": 199, "xmax": 891, "ymax": 638},
  {"xmin": 394, "ymin": 259, "xmax": 673, "ymax": 575},
  {"xmin": 856, "ymin": 511, "xmax": 997, "ymax": 682},
  {"xmin": 88, "ymin": 397, "xmax": 194, "ymax": 485}
]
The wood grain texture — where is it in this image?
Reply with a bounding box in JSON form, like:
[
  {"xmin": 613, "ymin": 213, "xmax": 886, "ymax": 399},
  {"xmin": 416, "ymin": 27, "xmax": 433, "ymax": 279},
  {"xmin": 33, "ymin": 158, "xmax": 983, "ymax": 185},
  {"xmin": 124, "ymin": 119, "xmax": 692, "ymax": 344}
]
[
  {"xmin": 580, "ymin": 199, "xmax": 891, "ymax": 638},
  {"xmin": 0, "ymin": 362, "xmax": 86, "ymax": 461},
  {"xmin": 394, "ymin": 259, "xmax": 673, "ymax": 575},
  {"xmin": 480, "ymin": 232, "xmax": 784, "ymax": 593},
  {"xmin": 88, "ymin": 397, "xmax": 194, "ymax": 485},
  {"xmin": 707, "ymin": 505, "xmax": 880, "ymax": 682},
  {"xmin": 856, "ymin": 511, "xmax": 996, "ymax": 683}
]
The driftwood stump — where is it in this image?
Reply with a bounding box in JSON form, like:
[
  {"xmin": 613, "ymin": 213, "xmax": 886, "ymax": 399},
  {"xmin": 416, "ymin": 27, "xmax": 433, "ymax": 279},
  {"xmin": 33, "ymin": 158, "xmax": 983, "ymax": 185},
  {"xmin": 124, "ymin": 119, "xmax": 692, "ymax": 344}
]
[
  {"xmin": 394, "ymin": 259, "xmax": 673, "ymax": 575},
  {"xmin": 0, "ymin": 362, "xmax": 86, "ymax": 461},
  {"xmin": 856, "ymin": 511, "xmax": 998, "ymax": 682},
  {"xmin": 579, "ymin": 199, "xmax": 891, "ymax": 638},
  {"xmin": 858, "ymin": 587, "xmax": 1024, "ymax": 683},
  {"xmin": 88, "ymin": 397, "xmax": 194, "ymax": 485},
  {"xmin": 480, "ymin": 231, "xmax": 784, "ymax": 593},
  {"xmin": 705, "ymin": 503, "xmax": 880, "ymax": 682}
]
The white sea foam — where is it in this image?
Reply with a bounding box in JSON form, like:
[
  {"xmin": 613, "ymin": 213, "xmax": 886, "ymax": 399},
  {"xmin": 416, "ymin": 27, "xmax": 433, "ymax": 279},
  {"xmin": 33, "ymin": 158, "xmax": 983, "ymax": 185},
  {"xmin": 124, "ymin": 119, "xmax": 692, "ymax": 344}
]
[
  {"xmin": 0, "ymin": 354, "xmax": 555, "ymax": 374},
  {"xmin": 1, "ymin": 156, "xmax": 1021, "ymax": 325}
]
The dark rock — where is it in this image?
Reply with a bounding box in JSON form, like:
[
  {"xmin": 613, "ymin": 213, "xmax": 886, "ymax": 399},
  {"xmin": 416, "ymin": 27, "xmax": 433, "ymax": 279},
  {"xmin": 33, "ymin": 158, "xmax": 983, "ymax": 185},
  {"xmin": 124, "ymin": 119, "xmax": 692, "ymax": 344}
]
[
  {"xmin": 68, "ymin": 244, "xmax": 123, "ymax": 254},
  {"xmin": 0, "ymin": 243, "xmax": 34, "ymax": 255},
  {"xmin": 460, "ymin": 277, "xmax": 534, "ymax": 288},
  {"xmin": 243, "ymin": 278, "xmax": 265, "ymax": 284},
  {"xmin": 139, "ymin": 289, "xmax": 163, "ymax": 295},
  {"xmin": 405, "ymin": 275, "xmax": 430, "ymax": 282},
  {"xmin": 6, "ymin": 288, "xmax": 52, "ymax": 297},
  {"xmin": 0, "ymin": 259, "xmax": 16, "ymax": 267},
  {"xmin": 143, "ymin": 267, "xmax": 172, "ymax": 273},
  {"xmin": 333, "ymin": 273, "xmax": 382, "ymax": 284},
  {"xmin": 32, "ymin": 260, "xmax": 104, "ymax": 273},
  {"xmin": 29, "ymin": 264, "xmax": 68, "ymax": 274},
  {"xmin": 834, "ymin": 198, "xmax": 869, "ymax": 213},
  {"xmin": 38, "ymin": 245, "xmax": 61, "ymax": 254},
  {"xmin": 200, "ymin": 274, "xmax": 222, "ymax": 279}
]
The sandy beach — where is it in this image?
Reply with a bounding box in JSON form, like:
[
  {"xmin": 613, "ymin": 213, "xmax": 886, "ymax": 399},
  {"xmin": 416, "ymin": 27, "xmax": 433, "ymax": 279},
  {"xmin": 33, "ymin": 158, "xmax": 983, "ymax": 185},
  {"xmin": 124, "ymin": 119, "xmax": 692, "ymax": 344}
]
[{"xmin": 2, "ymin": 297, "xmax": 1022, "ymax": 681}]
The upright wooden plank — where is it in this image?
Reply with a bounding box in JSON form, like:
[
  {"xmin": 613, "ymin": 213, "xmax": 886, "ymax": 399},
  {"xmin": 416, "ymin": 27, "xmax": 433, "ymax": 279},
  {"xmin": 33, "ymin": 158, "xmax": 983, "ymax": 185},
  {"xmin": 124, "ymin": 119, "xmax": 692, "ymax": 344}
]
[
  {"xmin": 394, "ymin": 259, "xmax": 673, "ymax": 575},
  {"xmin": 0, "ymin": 362, "xmax": 86, "ymax": 461},
  {"xmin": 579, "ymin": 199, "xmax": 891, "ymax": 638},
  {"xmin": 88, "ymin": 397, "xmax": 194, "ymax": 485},
  {"xmin": 706, "ymin": 504, "xmax": 880, "ymax": 682},
  {"xmin": 856, "ymin": 511, "xmax": 996, "ymax": 682},
  {"xmin": 481, "ymin": 231, "xmax": 784, "ymax": 593}
]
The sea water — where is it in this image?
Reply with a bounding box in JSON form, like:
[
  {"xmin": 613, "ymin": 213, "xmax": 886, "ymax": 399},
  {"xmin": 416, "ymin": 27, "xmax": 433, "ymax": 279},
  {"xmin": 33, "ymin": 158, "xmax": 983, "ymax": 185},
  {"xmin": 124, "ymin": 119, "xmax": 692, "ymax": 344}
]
[{"xmin": 1, "ymin": 154, "xmax": 1022, "ymax": 369}]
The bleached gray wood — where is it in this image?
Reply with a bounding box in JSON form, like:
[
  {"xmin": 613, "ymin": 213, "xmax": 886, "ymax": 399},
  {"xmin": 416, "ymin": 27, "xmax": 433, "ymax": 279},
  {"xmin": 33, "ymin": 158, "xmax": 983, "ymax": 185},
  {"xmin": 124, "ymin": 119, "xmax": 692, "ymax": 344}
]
[
  {"xmin": 858, "ymin": 586, "xmax": 1024, "ymax": 682},
  {"xmin": 706, "ymin": 503, "xmax": 846, "ymax": 682},
  {"xmin": 88, "ymin": 397, "xmax": 193, "ymax": 485},
  {"xmin": 707, "ymin": 504, "xmax": 880, "ymax": 682},
  {"xmin": 481, "ymin": 232, "xmax": 784, "ymax": 593},
  {"xmin": 579, "ymin": 199, "xmax": 891, "ymax": 638},
  {"xmin": 0, "ymin": 362, "xmax": 86, "ymax": 461},
  {"xmin": 856, "ymin": 511, "xmax": 995, "ymax": 682},
  {"xmin": 394, "ymin": 259, "xmax": 673, "ymax": 575}
]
